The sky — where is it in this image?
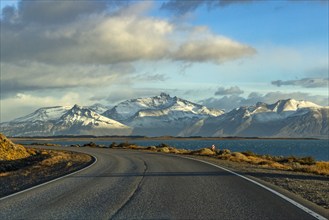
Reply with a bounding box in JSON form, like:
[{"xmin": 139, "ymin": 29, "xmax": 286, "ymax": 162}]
[{"xmin": 0, "ymin": 0, "xmax": 328, "ymax": 122}]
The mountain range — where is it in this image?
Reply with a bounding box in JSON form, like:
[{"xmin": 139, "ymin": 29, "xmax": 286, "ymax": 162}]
[{"xmin": 0, "ymin": 93, "xmax": 328, "ymax": 138}]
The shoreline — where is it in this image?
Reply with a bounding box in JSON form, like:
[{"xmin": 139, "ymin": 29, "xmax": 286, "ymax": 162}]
[
  {"xmin": 11, "ymin": 137, "xmax": 329, "ymax": 162},
  {"xmin": 10, "ymin": 136, "xmax": 324, "ymax": 142}
]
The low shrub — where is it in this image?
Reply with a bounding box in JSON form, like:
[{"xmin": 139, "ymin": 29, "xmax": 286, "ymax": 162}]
[
  {"xmin": 191, "ymin": 148, "xmax": 216, "ymax": 156},
  {"xmin": 146, "ymin": 146, "xmax": 157, "ymax": 151},
  {"xmin": 157, "ymin": 147, "xmax": 170, "ymax": 153},
  {"xmin": 109, "ymin": 142, "xmax": 117, "ymax": 148},
  {"xmin": 216, "ymin": 149, "xmax": 231, "ymax": 155},
  {"xmin": 157, "ymin": 143, "xmax": 171, "ymax": 148},
  {"xmin": 242, "ymin": 151, "xmax": 258, "ymax": 157},
  {"xmin": 117, "ymin": 142, "xmax": 134, "ymax": 148}
]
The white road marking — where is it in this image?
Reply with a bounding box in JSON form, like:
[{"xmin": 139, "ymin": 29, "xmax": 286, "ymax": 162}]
[{"xmin": 185, "ymin": 157, "xmax": 327, "ymax": 220}]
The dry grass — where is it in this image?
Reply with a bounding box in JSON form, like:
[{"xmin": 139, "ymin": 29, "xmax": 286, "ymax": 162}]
[
  {"xmin": 0, "ymin": 144, "xmax": 93, "ymax": 197},
  {"xmin": 191, "ymin": 148, "xmax": 216, "ymax": 156},
  {"xmin": 292, "ymin": 161, "xmax": 329, "ymax": 176},
  {"xmin": 0, "ymin": 133, "xmax": 31, "ymax": 160},
  {"xmin": 0, "ymin": 135, "xmax": 93, "ymax": 196},
  {"xmin": 111, "ymin": 142, "xmax": 328, "ymax": 176}
]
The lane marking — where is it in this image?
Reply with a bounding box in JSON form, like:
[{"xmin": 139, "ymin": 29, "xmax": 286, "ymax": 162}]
[
  {"xmin": 184, "ymin": 157, "xmax": 327, "ymax": 220},
  {"xmin": 0, "ymin": 155, "xmax": 98, "ymax": 201}
]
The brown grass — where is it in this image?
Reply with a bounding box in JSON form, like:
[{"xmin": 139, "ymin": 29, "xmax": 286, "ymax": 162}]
[
  {"xmin": 0, "ymin": 149, "xmax": 93, "ymax": 197},
  {"xmin": 191, "ymin": 148, "xmax": 216, "ymax": 156},
  {"xmin": 0, "ymin": 133, "xmax": 31, "ymax": 160},
  {"xmin": 110, "ymin": 142, "xmax": 328, "ymax": 176},
  {"xmin": 291, "ymin": 161, "xmax": 329, "ymax": 175}
]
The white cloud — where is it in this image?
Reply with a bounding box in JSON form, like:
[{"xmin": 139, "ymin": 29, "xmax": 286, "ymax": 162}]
[
  {"xmin": 272, "ymin": 78, "xmax": 329, "ymax": 88},
  {"xmin": 215, "ymin": 86, "xmax": 244, "ymax": 96},
  {"xmin": 0, "ymin": 92, "xmax": 82, "ymax": 122},
  {"xmin": 1, "ymin": 62, "xmax": 133, "ymax": 98},
  {"xmin": 1, "ymin": 1, "xmax": 256, "ymax": 65},
  {"xmin": 174, "ymin": 34, "xmax": 256, "ymax": 64}
]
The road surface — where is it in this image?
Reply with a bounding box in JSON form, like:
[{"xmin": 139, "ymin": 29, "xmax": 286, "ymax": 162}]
[{"xmin": 0, "ymin": 147, "xmax": 325, "ymax": 219}]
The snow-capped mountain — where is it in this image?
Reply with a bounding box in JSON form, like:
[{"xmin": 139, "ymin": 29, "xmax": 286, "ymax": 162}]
[
  {"xmin": 51, "ymin": 105, "xmax": 132, "ymax": 136},
  {"xmin": 103, "ymin": 93, "xmax": 224, "ymax": 136},
  {"xmin": 181, "ymin": 99, "xmax": 328, "ymax": 138},
  {"xmin": 11, "ymin": 106, "xmax": 72, "ymax": 123},
  {"xmin": 86, "ymin": 103, "xmax": 110, "ymax": 114},
  {"xmin": 0, "ymin": 96, "xmax": 327, "ymax": 138},
  {"xmin": 103, "ymin": 93, "xmax": 223, "ymax": 121},
  {"xmin": 1, "ymin": 105, "xmax": 131, "ymax": 137}
]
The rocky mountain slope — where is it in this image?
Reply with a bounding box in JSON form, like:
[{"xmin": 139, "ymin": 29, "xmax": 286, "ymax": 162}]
[
  {"xmin": 1, "ymin": 105, "xmax": 132, "ymax": 137},
  {"xmin": 180, "ymin": 99, "xmax": 328, "ymax": 138},
  {"xmin": 0, "ymin": 96, "xmax": 327, "ymax": 138},
  {"xmin": 103, "ymin": 93, "xmax": 224, "ymax": 136}
]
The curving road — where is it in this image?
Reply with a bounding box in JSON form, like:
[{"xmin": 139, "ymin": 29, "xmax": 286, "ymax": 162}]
[{"xmin": 0, "ymin": 147, "xmax": 326, "ymax": 219}]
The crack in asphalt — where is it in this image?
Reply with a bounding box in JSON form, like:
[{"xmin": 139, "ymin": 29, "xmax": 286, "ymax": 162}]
[{"xmin": 109, "ymin": 158, "xmax": 148, "ymax": 219}]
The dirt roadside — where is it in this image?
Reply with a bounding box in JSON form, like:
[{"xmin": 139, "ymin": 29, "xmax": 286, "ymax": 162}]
[{"xmin": 0, "ymin": 148, "xmax": 94, "ymax": 198}]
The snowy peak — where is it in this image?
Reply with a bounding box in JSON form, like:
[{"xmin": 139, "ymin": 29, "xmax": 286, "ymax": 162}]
[
  {"xmin": 262, "ymin": 99, "xmax": 321, "ymax": 113},
  {"xmin": 58, "ymin": 105, "xmax": 129, "ymax": 129},
  {"xmin": 103, "ymin": 93, "xmax": 224, "ymax": 122},
  {"xmin": 10, "ymin": 103, "xmax": 110, "ymax": 124},
  {"xmin": 12, "ymin": 106, "xmax": 72, "ymax": 123},
  {"xmin": 253, "ymin": 99, "xmax": 321, "ymax": 113},
  {"xmin": 3, "ymin": 104, "xmax": 131, "ymax": 136},
  {"xmin": 102, "ymin": 93, "xmax": 177, "ymax": 121},
  {"xmin": 219, "ymin": 99, "xmax": 324, "ymax": 124},
  {"xmin": 1, "ymin": 95, "xmax": 326, "ymax": 138},
  {"xmin": 87, "ymin": 103, "xmax": 109, "ymax": 114}
]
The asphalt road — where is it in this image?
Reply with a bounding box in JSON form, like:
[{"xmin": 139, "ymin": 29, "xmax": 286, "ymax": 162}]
[{"xmin": 0, "ymin": 147, "xmax": 325, "ymax": 219}]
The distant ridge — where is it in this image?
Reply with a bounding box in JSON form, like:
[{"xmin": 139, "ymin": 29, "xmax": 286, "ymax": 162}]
[{"xmin": 1, "ymin": 95, "xmax": 328, "ymax": 138}]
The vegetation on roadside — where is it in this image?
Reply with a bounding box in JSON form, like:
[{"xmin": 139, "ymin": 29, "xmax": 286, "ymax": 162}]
[
  {"xmin": 0, "ymin": 133, "xmax": 31, "ymax": 160},
  {"xmin": 110, "ymin": 142, "xmax": 329, "ymax": 176},
  {"xmin": 0, "ymin": 133, "xmax": 93, "ymax": 197}
]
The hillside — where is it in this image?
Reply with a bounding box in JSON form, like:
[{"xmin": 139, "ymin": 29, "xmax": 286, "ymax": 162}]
[
  {"xmin": 0, "ymin": 133, "xmax": 30, "ymax": 160},
  {"xmin": 182, "ymin": 99, "xmax": 328, "ymax": 138}
]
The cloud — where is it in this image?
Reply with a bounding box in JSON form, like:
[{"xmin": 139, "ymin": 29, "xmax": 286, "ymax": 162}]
[
  {"xmin": 4, "ymin": 0, "xmax": 132, "ymax": 24},
  {"xmin": 200, "ymin": 95, "xmax": 243, "ymax": 111},
  {"xmin": 17, "ymin": 0, "xmax": 107, "ymax": 24},
  {"xmin": 215, "ymin": 86, "xmax": 244, "ymax": 96},
  {"xmin": 0, "ymin": 1, "xmax": 256, "ymax": 98},
  {"xmin": 161, "ymin": 0, "xmax": 327, "ymax": 14},
  {"xmin": 1, "ymin": 1, "xmax": 255, "ymax": 65},
  {"xmin": 173, "ymin": 34, "xmax": 256, "ymax": 63},
  {"xmin": 132, "ymin": 73, "xmax": 169, "ymax": 82},
  {"xmin": 89, "ymin": 87, "xmax": 180, "ymax": 105},
  {"xmin": 0, "ymin": 92, "xmax": 82, "ymax": 122},
  {"xmin": 160, "ymin": 0, "xmax": 253, "ymax": 14},
  {"xmin": 104, "ymin": 88, "xmax": 172, "ymax": 104},
  {"xmin": 200, "ymin": 91, "xmax": 328, "ymax": 111},
  {"xmin": 272, "ymin": 78, "xmax": 329, "ymax": 88},
  {"xmin": 1, "ymin": 14, "xmax": 173, "ymax": 64},
  {"xmin": 0, "ymin": 62, "xmax": 134, "ymax": 98}
]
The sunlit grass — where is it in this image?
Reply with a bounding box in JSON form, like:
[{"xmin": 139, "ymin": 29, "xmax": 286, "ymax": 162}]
[{"xmin": 112, "ymin": 142, "xmax": 329, "ymax": 176}]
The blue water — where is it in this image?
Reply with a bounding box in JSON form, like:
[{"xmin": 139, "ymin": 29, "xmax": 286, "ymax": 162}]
[{"xmin": 18, "ymin": 139, "xmax": 329, "ymax": 161}]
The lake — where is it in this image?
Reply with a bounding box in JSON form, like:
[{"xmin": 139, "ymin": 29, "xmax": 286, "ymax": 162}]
[{"xmin": 18, "ymin": 139, "xmax": 329, "ymax": 161}]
